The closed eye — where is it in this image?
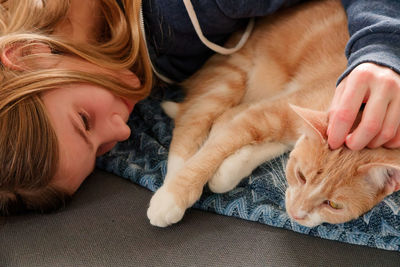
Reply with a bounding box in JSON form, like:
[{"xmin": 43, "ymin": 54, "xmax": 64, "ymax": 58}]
[
  {"xmin": 79, "ymin": 112, "xmax": 91, "ymax": 131},
  {"xmin": 296, "ymin": 169, "xmax": 306, "ymax": 184},
  {"xmin": 70, "ymin": 114, "xmax": 94, "ymax": 152}
]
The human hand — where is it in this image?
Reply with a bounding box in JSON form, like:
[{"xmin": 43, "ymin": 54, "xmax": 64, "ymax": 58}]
[{"xmin": 327, "ymin": 63, "xmax": 400, "ymax": 150}]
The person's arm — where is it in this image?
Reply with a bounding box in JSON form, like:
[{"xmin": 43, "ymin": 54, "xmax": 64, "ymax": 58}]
[
  {"xmin": 328, "ymin": 0, "xmax": 400, "ymax": 150},
  {"xmin": 143, "ymin": 0, "xmax": 303, "ymax": 82}
]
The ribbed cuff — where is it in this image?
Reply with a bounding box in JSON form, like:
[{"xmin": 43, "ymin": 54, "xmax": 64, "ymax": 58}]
[{"xmin": 338, "ymin": 32, "xmax": 400, "ymax": 85}]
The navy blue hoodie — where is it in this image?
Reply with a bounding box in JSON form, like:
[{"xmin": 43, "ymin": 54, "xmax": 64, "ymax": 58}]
[{"xmin": 140, "ymin": 0, "xmax": 400, "ymax": 84}]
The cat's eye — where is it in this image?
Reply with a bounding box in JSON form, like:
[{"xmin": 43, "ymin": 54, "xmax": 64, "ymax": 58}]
[
  {"xmin": 324, "ymin": 200, "xmax": 342, "ymax": 210},
  {"xmin": 296, "ymin": 169, "xmax": 306, "ymax": 184}
]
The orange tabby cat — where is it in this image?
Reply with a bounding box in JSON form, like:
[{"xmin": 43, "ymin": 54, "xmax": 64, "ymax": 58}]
[{"xmin": 147, "ymin": 0, "xmax": 400, "ymax": 227}]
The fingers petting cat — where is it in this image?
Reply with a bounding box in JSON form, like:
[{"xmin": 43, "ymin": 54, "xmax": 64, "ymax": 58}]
[{"xmin": 328, "ymin": 63, "xmax": 400, "ymax": 150}]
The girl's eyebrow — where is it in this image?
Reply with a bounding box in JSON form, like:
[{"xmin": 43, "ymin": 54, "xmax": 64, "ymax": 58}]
[{"xmin": 70, "ymin": 115, "xmax": 94, "ymax": 152}]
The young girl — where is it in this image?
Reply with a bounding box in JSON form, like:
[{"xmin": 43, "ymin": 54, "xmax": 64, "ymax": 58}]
[
  {"xmin": 0, "ymin": 0, "xmax": 152, "ymax": 214},
  {"xmin": 0, "ymin": 0, "xmax": 399, "ymax": 215}
]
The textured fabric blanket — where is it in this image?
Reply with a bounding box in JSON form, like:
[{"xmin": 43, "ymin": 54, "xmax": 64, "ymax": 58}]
[{"xmin": 97, "ymin": 87, "xmax": 400, "ymax": 252}]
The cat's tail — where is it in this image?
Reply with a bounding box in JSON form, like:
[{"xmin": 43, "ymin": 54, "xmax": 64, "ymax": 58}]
[{"xmin": 161, "ymin": 101, "xmax": 180, "ymax": 119}]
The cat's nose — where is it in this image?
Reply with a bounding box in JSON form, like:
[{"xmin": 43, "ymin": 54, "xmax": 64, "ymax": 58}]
[
  {"xmin": 291, "ymin": 214, "xmax": 306, "ymax": 220},
  {"xmin": 290, "ymin": 210, "xmax": 307, "ymax": 221}
]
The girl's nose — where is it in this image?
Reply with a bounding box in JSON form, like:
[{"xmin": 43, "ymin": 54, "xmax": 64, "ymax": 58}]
[
  {"xmin": 95, "ymin": 114, "xmax": 131, "ymax": 156},
  {"xmin": 109, "ymin": 113, "xmax": 131, "ymax": 142}
]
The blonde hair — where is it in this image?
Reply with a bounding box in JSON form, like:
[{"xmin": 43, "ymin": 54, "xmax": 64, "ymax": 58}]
[{"xmin": 0, "ymin": 0, "xmax": 153, "ymax": 214}]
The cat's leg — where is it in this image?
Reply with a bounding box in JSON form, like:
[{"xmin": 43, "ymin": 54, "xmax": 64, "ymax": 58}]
[
  {"xmin": 163, "ymin": 57, "xmax": 249, "ymax": 181},
  {"xmin": 207, "ymin": 105, "xmax": 290, "ymax": 193},
  {"xmin": 164, "ymin": 90, "xmax": 245, "ymax": 181},
  {"xmin": 148, "ymin": 101, "xmax": 299, "ymax": 227},
  {"xmin": 208, "ymin": 141, "xmax": 290, "ymax": 193},
  {"xmin": 163, "ymin": 46, "xmax": 289, "ymax": 182}
]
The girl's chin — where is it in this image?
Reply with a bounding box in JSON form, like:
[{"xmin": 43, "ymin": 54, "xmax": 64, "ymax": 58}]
[{"xmin": 96, "ymin": 141, "xmax": 118, "ymax": 156}]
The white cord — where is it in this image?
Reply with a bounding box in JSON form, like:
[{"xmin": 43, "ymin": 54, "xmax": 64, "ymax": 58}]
[{"xmin": 183, "ymin": 0, "xmax": 254, "ymax": 55}]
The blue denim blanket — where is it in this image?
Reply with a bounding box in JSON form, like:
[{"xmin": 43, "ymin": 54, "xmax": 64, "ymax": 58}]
[{"xmin": 97, "ymin": 87, "xmax": 400, "ymax": 252}]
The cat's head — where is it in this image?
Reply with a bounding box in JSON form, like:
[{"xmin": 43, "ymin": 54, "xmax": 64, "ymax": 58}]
[{"xmin": 285, "ymin": 105, "xmax": 400, "ymax": 227}]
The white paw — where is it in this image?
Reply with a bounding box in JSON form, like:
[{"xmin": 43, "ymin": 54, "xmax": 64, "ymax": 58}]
[
  {"xmin": 208, "ymin": 153, "xmax": 250, "ymax": 193},
  {"xmin": 161, "ymin": 101, "xmax": 179, "ymax": 119},
  {"xmin": 209, "ymin": 142, "xmax": 289, "ymax": 193},
  {"xmin": 208, "ymin": 171, "xmax": 238, "ymax": 193},
  {"xmin": 147, "ymin": 186, "xmax": 185, "ymax": 227}
]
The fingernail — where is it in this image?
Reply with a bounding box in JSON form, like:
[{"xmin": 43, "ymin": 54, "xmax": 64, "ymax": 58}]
[{"xmin": 346, "ymin": 134, "xmax": 361, "ymax": 150}]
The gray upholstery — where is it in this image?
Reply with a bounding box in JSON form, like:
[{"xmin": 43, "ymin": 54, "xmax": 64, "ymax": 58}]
[{"xmin": 0, "ymin": 170, "xmax": 399, "ymax": 267}]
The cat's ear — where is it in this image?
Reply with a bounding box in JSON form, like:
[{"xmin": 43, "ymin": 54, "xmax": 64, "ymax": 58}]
[
  {"xmin": 358, "ymin": 163, "xmax": 400, "ymax": 196},
  {"xmin": 289, "ymin": 104, "xmax": 328, "ymax": 142}
]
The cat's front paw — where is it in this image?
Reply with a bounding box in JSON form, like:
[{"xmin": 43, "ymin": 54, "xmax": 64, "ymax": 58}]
[
  {"xmin": 208, "ymin": 168, "xmax": 242, "ymax": 194},
  {"xmin": 208, "ymin": 155, "xmax": 248, "ymax": 193},
  {"xmin": 147, "ymin": 186, "xmax": 185, "ymax": 227}
]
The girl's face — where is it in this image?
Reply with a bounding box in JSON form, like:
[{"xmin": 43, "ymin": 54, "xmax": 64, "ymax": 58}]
[{"xmin": 41, "ymin": 56, "xmax": 141, "ymax": 194}]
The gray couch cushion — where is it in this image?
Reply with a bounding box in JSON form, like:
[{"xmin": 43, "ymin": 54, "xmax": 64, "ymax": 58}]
[{"xmin": 0, "ymin": 170, "xmax": 398, "ymax": 267}]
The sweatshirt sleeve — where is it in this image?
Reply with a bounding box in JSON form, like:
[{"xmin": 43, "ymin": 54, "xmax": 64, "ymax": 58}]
[
  {"xmin": 143, "ymin": 0, "xmax": 303, "ymax": 83},
  {"xmin": 338, "ymin": 0, "xmax": 400, "ymax": 83}
]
